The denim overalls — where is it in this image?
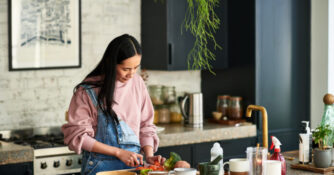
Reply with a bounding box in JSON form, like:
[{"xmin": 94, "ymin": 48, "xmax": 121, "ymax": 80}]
[{"xmin": 81, "ymin": 85, "xmax": 141, "ymax": 175}]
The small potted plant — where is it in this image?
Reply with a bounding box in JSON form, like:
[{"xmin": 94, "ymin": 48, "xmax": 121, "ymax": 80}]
[{"xmin": 313, "ymin": 124, "xmax": 332, "ymax": 168}]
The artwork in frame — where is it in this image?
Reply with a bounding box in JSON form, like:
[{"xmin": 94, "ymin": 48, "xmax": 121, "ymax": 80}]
[{"xmin": 8, "ymin": 0, "xmax": 81, "ymax": 71}]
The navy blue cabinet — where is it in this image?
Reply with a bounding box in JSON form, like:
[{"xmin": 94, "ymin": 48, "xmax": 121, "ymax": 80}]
[
  {"xmin": 141, "ymin": 0, "xmax": 228, "ymax": 70},
  {"xmin": 0, "ymin": 162, "xmax": 33, "ymax": 175},
  {"xmin": 202, "ymin": 0, "xmax": 310, "ymax": 152},
  {"xmin": 157, "ymin": 137, "xmax": 257, "ymax": 168},
  {"xmin": 254, "ymin": 0, "xmax": 310, "ymax": 151}
]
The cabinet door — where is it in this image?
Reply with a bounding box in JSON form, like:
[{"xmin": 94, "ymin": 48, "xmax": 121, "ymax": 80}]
[
  {"xmin": 156, "ymin": 144, "xmax": 193, "ymax": 167},
  {"xmin": 141, "ymin": 0, "xmax": 168, "ymax": 70},
  {"xmin": 141, "ymin": 0, "xmax": 228, "ymax": 70},
  {"xmin": 0, "ymin": 162, "xmax": 33, "ymax": 175},
  {"xmin": 192, "ymin": 137, "xmax": 257, "ymax": 167},
  {"xmin": 255, "ymin": 0, "xmax": 310, "ymax": 151},
  {"xmin": 166, "ymin": 0, "xmax": 194, "ymax": 70}
]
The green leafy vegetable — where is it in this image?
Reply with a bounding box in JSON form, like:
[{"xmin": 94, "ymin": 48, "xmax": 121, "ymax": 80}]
[
  {"xmin": 163, "ymin": 152, "xmax": 182, "ymax": 170},
  {"xmin": 140, "ymin": 169, "xmax": 152, "ymax": 175}
]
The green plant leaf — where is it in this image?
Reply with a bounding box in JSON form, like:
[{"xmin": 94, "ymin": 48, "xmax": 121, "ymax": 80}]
[
  {"xmin": 183, "ymin": 0, "xmax": 222, "ymax": 75},
  {"xmin": 313, "ymin": 124, "xmax": 332, "ymax": 150}
]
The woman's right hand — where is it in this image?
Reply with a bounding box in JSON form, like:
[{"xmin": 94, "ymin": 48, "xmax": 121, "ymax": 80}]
[{"xmin": 116, "ymin": 149, "xmax": 144, "ymax": 167}]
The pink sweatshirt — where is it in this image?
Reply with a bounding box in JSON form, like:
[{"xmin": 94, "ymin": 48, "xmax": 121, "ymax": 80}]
[{"xmin": 61, "ymin": 74, "xmax": 159, "ymax": 154}]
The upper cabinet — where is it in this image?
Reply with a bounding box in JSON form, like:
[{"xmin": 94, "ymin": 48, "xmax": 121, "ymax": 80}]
[{"xmin": 141, "ymin": 0, "xmax": 228, "ymax": 70}]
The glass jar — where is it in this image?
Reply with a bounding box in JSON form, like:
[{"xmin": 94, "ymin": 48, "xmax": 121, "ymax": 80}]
[
  {"xmin": 228, "ymin": 96, "xmax": 243, "ymax": 120},
  {"xmin": 216, "ymin": 95, "xmax": 230, "ymax": 118},
  {"xmin": 170, "ymin": 103, "xmax": 182, "ymax": 123},
  {"xmin": 158, "ymin": 105, "xmax": 170, "ymax": 124},
  {"xmin": 149, "ymin": 85, "xmax": 164, "ymax": 105},
  {"xmin": 162, "ymin": 86, "xmax": 176, "ymax": 104},
  {"xmin": 153, "ymin": 105, "xmax": 160, "ymax": 124}
]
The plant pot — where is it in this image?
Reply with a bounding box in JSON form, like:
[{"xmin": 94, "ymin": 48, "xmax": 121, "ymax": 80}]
[
  {"xmin": 332, "ymin": 148, "xmax": 334, "ymax": 166},
  {"xmin": 314, "ymin": 148, "xmax": 332, "ymax": 168}
]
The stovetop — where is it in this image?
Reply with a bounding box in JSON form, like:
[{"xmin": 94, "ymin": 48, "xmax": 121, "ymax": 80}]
[
  {"xmin": 0, "ymin": 127, "xmax": 66, "ymax": 149},
  {"xmin": 0, "ymin": 127, "xmax": 82, "ymax": 174},
  {"xmin": 1, "ymin": 133, "xmax": 65, "ymax": 149}
]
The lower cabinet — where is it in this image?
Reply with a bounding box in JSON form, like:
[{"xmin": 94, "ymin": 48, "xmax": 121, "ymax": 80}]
[
  {"xmin": 156, "ymin": 137, "xmax": 257, "ymax": 168},
  {"xmin": 0, "ymin": 162, "xmax": 33, "ymax": 175}
]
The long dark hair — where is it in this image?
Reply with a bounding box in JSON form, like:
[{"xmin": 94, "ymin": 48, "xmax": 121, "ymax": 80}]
[{"xmin": 75, "ymin": 34, "xmax": 142, "ymax": 124}]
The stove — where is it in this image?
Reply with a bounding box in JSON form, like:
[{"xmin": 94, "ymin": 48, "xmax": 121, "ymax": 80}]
[{"xmin": 0, "ymin": 127, "xmax": 82, "ymax": 175}]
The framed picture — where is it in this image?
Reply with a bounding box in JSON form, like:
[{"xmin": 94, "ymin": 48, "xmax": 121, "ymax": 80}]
[{"xmin": 8, "ymin": 0, "xmax": 81, "ymax": 71}]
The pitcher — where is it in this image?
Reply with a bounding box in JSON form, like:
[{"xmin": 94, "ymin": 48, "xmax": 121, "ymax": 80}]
[{"xmin": 180, "ymin": 92, "xmax": 203, "ymax": 127}]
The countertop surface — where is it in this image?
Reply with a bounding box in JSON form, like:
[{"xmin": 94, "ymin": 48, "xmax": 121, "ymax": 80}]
[
  {"xmin": 283, "ymin": 151, "xmax": 334, "ymax": 175},
  {"xmin": 0, "ymin": 122, "xmax": 256, "ymax": 166},
  {"xmin": 157, "ymin": 122, "xmax": 256, "ymax": 147},
  {"xmin": 0, "ymin": 141, "xmax": 33, "ymax": 165}
]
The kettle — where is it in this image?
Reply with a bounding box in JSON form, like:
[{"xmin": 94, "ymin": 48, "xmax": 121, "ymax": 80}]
[{"xmin": 180, "ymin": 92, "xmax": 203, "ymax": 127}]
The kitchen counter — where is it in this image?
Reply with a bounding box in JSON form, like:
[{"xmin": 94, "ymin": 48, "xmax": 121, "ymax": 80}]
[
  {"xmin": 0, "ymin": 141, "xmax": 33, "ymax": 165},
  {"xmin": 283, "ymin": 151, "xmax": 334, "ymax": 175},
  {"xmin": 0, "ymin": 123, "xmax": 256, "ymax": 166},
  {"xmin": 157, "ymin": 122, "xmax": 256, "ymax": 147}
]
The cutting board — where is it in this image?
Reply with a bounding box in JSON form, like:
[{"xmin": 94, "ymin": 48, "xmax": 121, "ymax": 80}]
[
  {"xmin": 290, "ymin": 163, "xmax": 334, "ymax": 174},
  {"xmin": 97, "ymin": 171, "xmax": 136, "ymax": 175},
  {"xmin": 97, "ymin": 169, "xmax": 200, "ymax": 175}
]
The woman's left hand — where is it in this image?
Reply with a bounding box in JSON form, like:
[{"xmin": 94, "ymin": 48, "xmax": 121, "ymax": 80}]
[{"xmin": 146, "ymin": 155, "xmax": 166, "ymax": 165}]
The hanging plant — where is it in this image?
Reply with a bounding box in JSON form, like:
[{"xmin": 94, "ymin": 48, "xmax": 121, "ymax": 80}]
[{"xmin": 183, "ymin": 0, "xmax": 222, "ymax": 74}]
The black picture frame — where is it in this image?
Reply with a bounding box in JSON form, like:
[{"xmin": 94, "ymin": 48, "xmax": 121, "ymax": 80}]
[{"xmin": 8, "ymin": 0, "xmax": 82, "ymax": 71}]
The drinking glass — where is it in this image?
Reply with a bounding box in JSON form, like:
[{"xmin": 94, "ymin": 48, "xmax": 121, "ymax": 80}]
[{"xmin": 246, "ymin": 147, "xmax": 268, "ymax": 175}]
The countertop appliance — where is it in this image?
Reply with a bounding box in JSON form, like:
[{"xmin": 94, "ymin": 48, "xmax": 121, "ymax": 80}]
[
  {"xmin": 180, "ymin": 92, "xmax": 203, "ymax": 127},
  {"xmin": 0, "ymin": 127, "xmax": 81, "ymax": 175}
]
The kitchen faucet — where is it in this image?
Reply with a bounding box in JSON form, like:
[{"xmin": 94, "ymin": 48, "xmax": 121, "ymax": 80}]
[{"xmin": 246, "ymin": 105, "xmax": 268, "ymax": 149}]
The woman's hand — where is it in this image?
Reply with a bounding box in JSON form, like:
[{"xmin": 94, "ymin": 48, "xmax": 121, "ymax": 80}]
[
  {"xmin": 145, "ymin": 155, "xmax": 166, "ymax": 165},
  {"xmin": 116, "ymin": 149, "xmax": 144, "ymax": 167}
]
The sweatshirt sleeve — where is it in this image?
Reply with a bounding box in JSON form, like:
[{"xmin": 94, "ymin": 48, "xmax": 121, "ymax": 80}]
[
  {"xmin": 138, "ymin": 78, "xmax": 159, "ymax": 152},
  {"xmin": 61, "ymin": 87, "xmax": 98, "ymax": 154}
]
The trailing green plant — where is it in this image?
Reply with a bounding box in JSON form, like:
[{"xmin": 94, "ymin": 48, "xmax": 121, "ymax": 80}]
[
  {"xmin": 313, "ymin": 124, "xmax": 332, "ymax": 150},
  {"xmin": 182, "ymin": 0, "xmax": 222, "ymax": 75}
]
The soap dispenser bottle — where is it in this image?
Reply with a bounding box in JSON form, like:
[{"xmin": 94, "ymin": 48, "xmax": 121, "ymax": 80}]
[
  {"xmin": 299, "ymin": 121, "xmax": 312, "ymax": 164},
  {"xmin": 270, "ymin": 136, "xmax": 286, "ymax": 175},
  {"xmin": 210, "ymin": 142, "xmax": 224, "ymax": 175}
]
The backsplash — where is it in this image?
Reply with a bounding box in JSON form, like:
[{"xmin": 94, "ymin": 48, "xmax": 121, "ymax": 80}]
[
  {"xmin": 145, "ymin": 70, "xmax": 201, "ymax": 96},
  {"xmin": 0, "ymin": 0, "xmax": 201, "ymax": 130}
]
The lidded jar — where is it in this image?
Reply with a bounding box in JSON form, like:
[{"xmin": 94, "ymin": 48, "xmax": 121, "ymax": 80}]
[
  {"xmin": 158, "ymin": 105, "xmax": 170, "ymax": 124},
  {"xmin": 149, "ymin": 85, "xmax": 164, "ymax": 105},
  {"xmin": 216, "ymin": 95, "xmax": 230, "ymax": 118},
  {"xmin": 228, "ymin": 96, "xmax": 243, "ymax": 120},
  {"xmin": 162, "ymin": 86, "xmax": 176, "ymax": 104},
  {"xmin": 153, "ymin": 105, "xmax": 160, "ymax": 124},
  {"xmin": 170, "ymin": 102, "xmax": 182, "ymax": 123}
]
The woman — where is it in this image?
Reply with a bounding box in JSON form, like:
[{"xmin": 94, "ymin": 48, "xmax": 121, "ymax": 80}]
[{"xmin": 62, "ymin": 34, "xmax": 164, "ymax": 174}]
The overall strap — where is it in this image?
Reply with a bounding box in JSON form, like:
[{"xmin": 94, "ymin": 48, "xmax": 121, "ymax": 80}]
[{"xmin": 81, "ymin": 84, "xmax": 99, "ymax": 107}]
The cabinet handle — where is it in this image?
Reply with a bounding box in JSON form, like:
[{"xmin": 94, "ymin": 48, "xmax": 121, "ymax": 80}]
[{"xmin": 168, "ymin": 43, "xmax": 172, "ymax": 65}]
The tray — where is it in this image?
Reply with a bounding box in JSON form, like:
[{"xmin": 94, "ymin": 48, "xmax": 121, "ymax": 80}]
[
  {"xmin": 208, "ymin": 118, "xmax": 247, "ymax": 125},
  {"xmin": 290, "ymin": 163, "xmax": 334, "ymax": 174}
]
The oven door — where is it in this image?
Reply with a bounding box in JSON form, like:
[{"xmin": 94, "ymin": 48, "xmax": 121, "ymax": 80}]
[{"xmin": 34, "ymin": 147, "xmax": 82, "ymax": 175}]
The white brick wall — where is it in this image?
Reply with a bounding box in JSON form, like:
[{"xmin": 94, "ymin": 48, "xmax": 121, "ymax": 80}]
[{"xmin": 0, "ymin": 0, "xmax": 200, "ymax": 130}]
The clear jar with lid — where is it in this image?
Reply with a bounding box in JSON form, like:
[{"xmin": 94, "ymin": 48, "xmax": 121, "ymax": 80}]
[
  {"xmin": 169, "ymin": 102, "xmax": 182, "ymax": 123},
  {"xmin": 153, "ymin": 105, "xmax": 160, "ymax": 124},
  {"xmin": 158, "ymin": 105, "xmax": 170, "ymax": 124},
  {"xmin": 217, "ymin": 95, "xmax": 230, "ymax": 118},
  {"xmin": 149, "ymin": 85, "xmax": 164, "ymax": 105},
  {"xmin": 228, "ymin": 96, "xmax": 243, "ymax": 120},
  {"xmin": 162, "ymin": 86, "xmax": 176, "ymax": 104}
]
